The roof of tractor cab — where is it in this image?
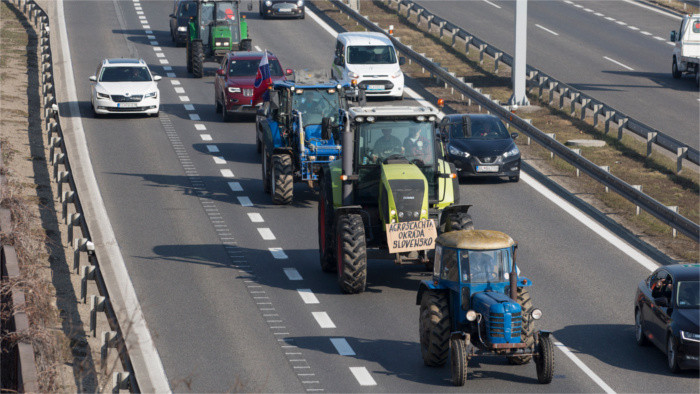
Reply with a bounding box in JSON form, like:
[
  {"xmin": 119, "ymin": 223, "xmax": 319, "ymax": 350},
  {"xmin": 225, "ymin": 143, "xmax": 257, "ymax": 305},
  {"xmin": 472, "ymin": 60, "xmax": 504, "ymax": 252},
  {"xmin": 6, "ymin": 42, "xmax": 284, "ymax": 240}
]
[
  {"xmin": 437, "ymin": 230, "xmax": 515, "ymax": 250},
  {"xmin": 338, "ymin": 32, "xmax": 393, "ymax": 47},
  {"xmin": 348, "ymin": 105, "xmax": 439, "ymax": 118}
]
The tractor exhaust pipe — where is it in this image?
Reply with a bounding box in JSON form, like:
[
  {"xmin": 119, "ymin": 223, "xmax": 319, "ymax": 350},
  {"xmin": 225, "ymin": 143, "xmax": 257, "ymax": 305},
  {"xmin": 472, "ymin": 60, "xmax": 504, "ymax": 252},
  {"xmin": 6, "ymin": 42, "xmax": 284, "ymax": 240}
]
[
  {"xmin": 341, "ymin": 111, "xmax": 354, "ymax": 206},
  {"xmin": 510, "ymin": 244, "xmax": 518, "ymax": 301}
]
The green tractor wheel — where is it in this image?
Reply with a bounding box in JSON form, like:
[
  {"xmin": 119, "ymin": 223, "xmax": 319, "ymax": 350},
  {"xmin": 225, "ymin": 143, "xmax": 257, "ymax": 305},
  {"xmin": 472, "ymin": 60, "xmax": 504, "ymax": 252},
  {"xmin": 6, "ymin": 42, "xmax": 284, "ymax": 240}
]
[
  {"xmin": 336, "ymin": 214, "xmax": 367, "ymax": 293},
  {"xmin": 318, "ymin": 178, "xmax": 336, "ymax": 272},
  {"xmin": 186, "ymin": 42, "xmax": 193, "ymax": 73},
  {"xmin": 271, "ymin": 154, "xmax": 293, "ymax": 204},
  {"xmin": 419, "ymin": 290, "xmax": 450, "ymax": 366},
  {"xmin": 191, "ymin": 40, "xmax": 204, "ymax": 78},
  {"xmin": 262, "ymin": 143, "xmax": 271, "ymax": 194},
  {"xmin": 240, "ymin": 38, "xmax": 252, "ymax": 51},
  {"xmin": 535, "ymin": 334, "xmax": 554, "ymax": 384},
  {"xmin": 508, "ymin": 287, "xmax": 535, "ymax": 365},
  {"xmin": 450, "ymin": 336, "xmax": 468, "ymax": 386}
]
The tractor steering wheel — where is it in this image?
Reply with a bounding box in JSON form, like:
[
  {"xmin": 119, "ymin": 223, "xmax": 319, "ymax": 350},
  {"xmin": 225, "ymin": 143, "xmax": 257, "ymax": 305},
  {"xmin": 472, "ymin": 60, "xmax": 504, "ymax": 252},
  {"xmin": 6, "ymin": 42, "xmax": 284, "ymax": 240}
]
[{"xmin": 383, "ymin": 154, "xmax": 408, "ymax": 164}]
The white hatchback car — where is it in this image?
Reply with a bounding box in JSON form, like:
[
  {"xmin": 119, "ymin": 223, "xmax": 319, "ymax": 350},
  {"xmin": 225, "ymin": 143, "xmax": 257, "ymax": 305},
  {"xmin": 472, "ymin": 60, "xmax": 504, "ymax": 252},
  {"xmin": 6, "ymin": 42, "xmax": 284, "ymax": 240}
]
[{"xmin": 89, "ymin": 58, "xmax": 161, "ymax": 117}]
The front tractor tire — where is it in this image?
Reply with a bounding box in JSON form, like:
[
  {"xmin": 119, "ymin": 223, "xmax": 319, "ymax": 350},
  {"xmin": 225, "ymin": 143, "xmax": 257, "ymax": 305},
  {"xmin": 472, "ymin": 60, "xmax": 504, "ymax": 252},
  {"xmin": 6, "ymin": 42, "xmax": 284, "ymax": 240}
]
[
  {"xmin": 450, "ymin": 336, "xmax": 469, "ymax": 386},
  {"xmin": 335, "ymin": 214, "xmax": 367, "ymax": 294},
  {"xmin": 271, "ymin": 154, "xmax": 293, "ymax": 204},
  {"xmin": 535, "ymin": 334, "xmax": 554, "ymax": 384},
  {"xmin": 508, "ymin": 287, "xmax": 535, "ymax": 365},
  {"xmin": 186, "ymin": 42, "xmax": 193, "ymax": 73},
  {"xmin": 191, "ymin": 40, "xmax": 204, "ymax": 78},
  {"xmin": 444, "ymin": 211, "xmax": 474, "ymax": 232},
  {"xmin": 318, "ymin": 179, "xmax": 336, "ymax": 272},
  {"xmin": 240, "ymin": 39, "xmax": 252, "ymax": 51},
  {"xmin": 419, "ymin": 290, "xmax": 450, "ymax": 367}
]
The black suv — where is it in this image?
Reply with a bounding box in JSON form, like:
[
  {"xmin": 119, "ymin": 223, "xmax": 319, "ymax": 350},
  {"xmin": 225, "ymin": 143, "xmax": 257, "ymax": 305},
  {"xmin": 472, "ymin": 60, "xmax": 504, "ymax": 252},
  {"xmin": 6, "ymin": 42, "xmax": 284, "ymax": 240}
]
[{"xmin": 169, "ymin": 0, "xmax": 196, "ymax": 46}]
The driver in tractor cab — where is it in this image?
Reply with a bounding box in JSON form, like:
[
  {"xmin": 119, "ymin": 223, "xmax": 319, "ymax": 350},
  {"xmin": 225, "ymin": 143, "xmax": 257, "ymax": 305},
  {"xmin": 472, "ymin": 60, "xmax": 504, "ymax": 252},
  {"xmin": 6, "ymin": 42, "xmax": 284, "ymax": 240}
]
[
  {"xmin": 403, "ymin": 127, "xmax": 432, "ymax": 164},
  {"xmin": 371, "ymin": 128, "xmax": 403, "ymax": 162},
  {"xmin": 298, "ymin": 93, "xmax": 327, "ymax": 125},
  {"xmin": 469, "ymin": 253, "xmax": 499, "ymax": 282}
]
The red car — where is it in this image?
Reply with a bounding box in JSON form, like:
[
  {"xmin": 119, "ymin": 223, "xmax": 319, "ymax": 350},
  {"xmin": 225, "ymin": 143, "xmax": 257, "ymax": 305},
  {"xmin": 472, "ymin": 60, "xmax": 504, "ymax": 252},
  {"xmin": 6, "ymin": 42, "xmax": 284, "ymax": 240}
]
[{"xmin": 214, "ymin": 51, "xmax": 290, "ymax": 121}]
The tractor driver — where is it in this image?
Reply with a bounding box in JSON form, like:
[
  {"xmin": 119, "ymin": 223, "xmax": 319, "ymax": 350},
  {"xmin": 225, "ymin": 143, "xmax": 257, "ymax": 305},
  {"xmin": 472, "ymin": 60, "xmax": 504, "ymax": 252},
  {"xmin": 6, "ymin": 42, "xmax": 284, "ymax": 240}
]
[
  {"xmin": 403, "ymin": 127, "xmax": 432, "ymax": 164},
  {"xmin": 371, "ymin": 128, "xmax": 403, "ymax": 162},
  {"xmin": 469, "ymin": 253, "xmax": 499, "ymax": 282}
]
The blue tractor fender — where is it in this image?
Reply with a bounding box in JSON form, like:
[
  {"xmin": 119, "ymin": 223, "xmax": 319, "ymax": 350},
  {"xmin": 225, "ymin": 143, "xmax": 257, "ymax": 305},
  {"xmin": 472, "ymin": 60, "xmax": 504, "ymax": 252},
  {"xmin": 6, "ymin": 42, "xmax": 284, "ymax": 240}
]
[
  {"xmin": 416, "ymin": 280, "xmax": 446, "ymax": 305},
  {"xmin": 514, "ymin": 276, "xmax": 533, "ymax": 288},
  {"xmin": 263, "ymin": 120, "xmax": 284, "ymax": 151}
]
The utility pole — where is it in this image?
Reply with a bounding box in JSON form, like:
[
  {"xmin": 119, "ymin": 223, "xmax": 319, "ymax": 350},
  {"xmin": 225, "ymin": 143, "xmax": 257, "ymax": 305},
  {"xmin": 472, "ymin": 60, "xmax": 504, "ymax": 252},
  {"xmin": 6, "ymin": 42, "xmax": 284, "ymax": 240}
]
[{"xmin": 509, "ymin": 0, "xmax": 530, "ymax": 106}]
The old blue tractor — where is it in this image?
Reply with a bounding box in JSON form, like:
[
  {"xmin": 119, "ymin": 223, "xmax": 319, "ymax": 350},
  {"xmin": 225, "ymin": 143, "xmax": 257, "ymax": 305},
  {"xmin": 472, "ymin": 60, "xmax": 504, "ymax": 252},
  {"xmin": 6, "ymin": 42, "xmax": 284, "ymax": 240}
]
[{"xmin": 416, "ymin": 229, "xmax": 554, "ymax": 385}]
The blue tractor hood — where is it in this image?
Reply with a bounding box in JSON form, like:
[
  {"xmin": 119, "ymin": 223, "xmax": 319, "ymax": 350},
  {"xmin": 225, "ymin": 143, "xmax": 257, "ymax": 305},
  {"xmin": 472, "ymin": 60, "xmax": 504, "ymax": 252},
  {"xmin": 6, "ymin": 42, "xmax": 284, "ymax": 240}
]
[{"xmin": 472, "ymin": 291, "xmax": 523, "ymax": 344}]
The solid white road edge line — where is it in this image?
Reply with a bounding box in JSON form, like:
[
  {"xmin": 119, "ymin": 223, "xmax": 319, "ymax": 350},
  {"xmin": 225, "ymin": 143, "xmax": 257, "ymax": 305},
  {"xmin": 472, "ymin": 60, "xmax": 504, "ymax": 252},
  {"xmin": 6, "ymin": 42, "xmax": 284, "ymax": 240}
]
[
  {"xmin": 620, "ymin": 0, "xmax": 681, "ymax": 20},
  {"xmin": 483, "ymin": 0, "xmax": 502, "ymax": 9},
  {"xmin": 520, "ymin": 172, "xmax": 658, "ymax": 272},
  {"xmin": 56, "ymin": 0, "xmax": 170, "ymax": 391},
  {"xmin": 554, "ymin": 341, "xmax": 616, "ymax": 394}
]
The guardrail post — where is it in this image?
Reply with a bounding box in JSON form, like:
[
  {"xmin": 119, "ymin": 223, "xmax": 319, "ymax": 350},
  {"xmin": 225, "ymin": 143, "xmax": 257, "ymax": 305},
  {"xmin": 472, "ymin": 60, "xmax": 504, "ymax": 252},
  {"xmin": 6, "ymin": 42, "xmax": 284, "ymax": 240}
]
[
  {"xmin": 579, "ymin": 98, "xmax": 590, "ymax": 120},
  {"xmin": 90, "ymin": 295, "xmax": 106, "ymax": 337},
  {"xmin": 604, "ymin": 111, "xmax": 616, "ymax": 134},
  {"xmin": 494, "ymin": 52, "xmax": 502, "ymax": 73},
  {"xmin": 646, "ymin": 132, "xmax": 657, "ymax": 157},
  {"xmin": 67, "ymin": 212, "xmax": 81, "ymax": 242},
  {"xmin": 479, "ymin": 44, "xmax": 487, "ymax": 65},
  {"xmin": 80, "ymin": 265, "xmax": 97, "ymax": 303},
  {"xmin": 464, "ymin": 35, "xmax": 473, "ymax": 54},
  {"xmin": 53, "ymin": 152, "xmax": 66, "ymax": 180},
  {"xmin": 616, "ymin": 118, "xmax": 628, "ymax": 140},
  {"xmin": 545, "ymin": 133, "xmax": 556, "ymax": 159},
  {"xmin": 558, "ymin": 87, "xmax": 569, "ymax": 109},
  {"xmin": 73, "ymin": 238, "xmax": 94, "ymax": 274},
  {"xmin": 570, "ymin": 148, "xmax": 582, "ymax": 176},
  {"xmin": 61, "ymin": 191, "xmax": 75, "ymax": 223},
  {"xmin": 569, "ymin": 92, "xmax": 580, "ymax": 116},
  {"xmin": 101, "ymin": 330, "xmax": 118, "ymax": 365},
  {"xmin": 599, "ymin": 166, "xmax": 610, "ymax": 192},
  {"xmin": 451, "ymin": 28, "xmax": 459, "ymax": 47},
  {"xmin": 437, "ymin": 21, "xmax": 446, "ymax": 38},
  {"xmin": 57, "ymin": 170, "xmax": 70, "ymax": 197},
  {"xmin": 111, "ymin": 371, "xmax": 131, "ymax": 393},
  {"xmin": 547, "ymin": 81, "xmax": 558, "ymax": 105},
  {"xmin": 667, "ymin": 206, "xmax": 679, "ymax": 237},
  {"xmin": 676, "ymin": 147, "xmax": 688, "ymax": 173},
  {"xmin": 631, "ymin": 185, "xmax": 643, "ymax": 215},
  {"xmin": 49, "ymin": 136, "xmax": 61, "ymax": 159},
  {"xmin": 591, "ymin": 104, "xmax": 603, "ymax": 126}
]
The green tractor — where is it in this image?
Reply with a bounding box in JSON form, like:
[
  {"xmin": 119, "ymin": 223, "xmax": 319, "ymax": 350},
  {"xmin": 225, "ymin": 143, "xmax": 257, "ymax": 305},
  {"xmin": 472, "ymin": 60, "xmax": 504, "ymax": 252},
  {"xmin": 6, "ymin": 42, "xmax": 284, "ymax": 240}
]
[
  {"xmin": 317, "ymin": 106, "xmax": 474, "ymax": 294},
  {"xmin": 186, "ymin": 0, "xmax": 253, "ymax": 78},
  {"xmin": 417, "ymin": 229, "xmax": 554, "ymax": 385}
]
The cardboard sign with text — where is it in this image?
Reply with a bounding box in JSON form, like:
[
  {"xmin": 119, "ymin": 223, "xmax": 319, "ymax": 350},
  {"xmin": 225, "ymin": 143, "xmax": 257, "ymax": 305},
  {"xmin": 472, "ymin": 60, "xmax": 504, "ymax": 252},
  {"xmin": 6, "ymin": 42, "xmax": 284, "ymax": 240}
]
[{"xmin": 386, "ymin": 219, "xmax": 438, "ymax": 254}]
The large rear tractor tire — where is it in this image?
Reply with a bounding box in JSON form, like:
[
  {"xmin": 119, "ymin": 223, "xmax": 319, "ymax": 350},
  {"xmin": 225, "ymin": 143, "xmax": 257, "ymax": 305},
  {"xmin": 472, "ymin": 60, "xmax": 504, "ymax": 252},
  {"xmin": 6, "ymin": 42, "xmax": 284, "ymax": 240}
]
[
  {"xmin": 262, "ymin": 142, "xmax": 271, "ymax": 194},
  {"xmin": 419, "ymin": 290, "xmax": 450, "ymax": 367},
  {"xmin": 450, "ymin": 336, "xmax": 468, "ymax": 386},
  {"xmin": 191, "ymin": 40, "xmax": 204, "ymax": 78},
  {"xmin": 318, "ymin": 179, "xmax": 336, "ymax": 272},
  {"xmin": 444, "ymin": 212, "xmax": 474, "ymax": 232},
  {"xmin": 271, "ymin": 154, "xmax": 293, "ymax": 204},
  {"xmin": 336, "ymin": 214, "xmax": 367, "ymax": 293},
  {"xmin": 186, "ymin": 42, "xmax": 193, "ymax": 73},
  {"xmin": 535, "ymin": 334, "xmax": 554, "ymax": 384},
  {"xmin": 508, "ymin": 287, "xmax": 535, "ymax": 365}
]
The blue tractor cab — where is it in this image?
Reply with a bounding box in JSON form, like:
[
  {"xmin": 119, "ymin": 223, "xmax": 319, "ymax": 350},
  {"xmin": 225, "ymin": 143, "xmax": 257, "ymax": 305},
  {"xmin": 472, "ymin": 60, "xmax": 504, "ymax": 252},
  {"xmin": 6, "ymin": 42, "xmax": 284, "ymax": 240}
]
[
  {"xmin": 256, "ymin": 77, "xmax": 363, "ymax": 204},
  {"xmin": 416, "ymin": 229, "xmax": 554, "ymax": 385}
]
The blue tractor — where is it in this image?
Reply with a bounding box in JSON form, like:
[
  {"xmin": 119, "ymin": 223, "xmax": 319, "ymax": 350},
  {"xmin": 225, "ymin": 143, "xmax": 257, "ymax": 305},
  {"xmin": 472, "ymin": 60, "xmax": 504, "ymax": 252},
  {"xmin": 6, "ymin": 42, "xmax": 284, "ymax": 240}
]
[
  {"xmin": 416, "ymin": 229, "xmax": 554, "ymax": 385},
  {"xmin": 256, "ymin": 77, "xmax": 364, "ymax": 204}
]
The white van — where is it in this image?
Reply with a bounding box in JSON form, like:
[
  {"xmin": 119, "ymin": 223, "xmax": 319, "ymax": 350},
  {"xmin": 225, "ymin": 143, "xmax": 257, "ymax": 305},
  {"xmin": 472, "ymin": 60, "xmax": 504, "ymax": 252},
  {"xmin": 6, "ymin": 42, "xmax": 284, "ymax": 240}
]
[{"xmin": 331, "ymin": 32, "xmax": 406, "ymax": 99}]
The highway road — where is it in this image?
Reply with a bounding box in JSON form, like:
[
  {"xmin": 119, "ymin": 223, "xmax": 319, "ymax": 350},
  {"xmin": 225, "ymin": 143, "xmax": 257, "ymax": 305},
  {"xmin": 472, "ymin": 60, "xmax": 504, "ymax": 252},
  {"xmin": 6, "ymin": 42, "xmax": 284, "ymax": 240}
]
[
  {"xmin": 58, "ymin": 0, "xmax": 698, "ymax": 391},
  {"xmin": 412, "ymin": 0, "xmax": 700, "ymax": 149}
]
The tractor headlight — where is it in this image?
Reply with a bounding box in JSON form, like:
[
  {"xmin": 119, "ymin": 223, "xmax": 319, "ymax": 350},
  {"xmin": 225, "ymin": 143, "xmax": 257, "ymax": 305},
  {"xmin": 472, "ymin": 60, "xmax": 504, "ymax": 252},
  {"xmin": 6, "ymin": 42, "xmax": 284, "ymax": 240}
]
[
  {"xmin": 448, "ymin": 145, "xmax": 470, "ymax": 158},
  {"xmin": 96, "ymin": 91, "xmax": 110, "ymax": 100},
  {"xmin": 308, "ymin": 156, "xmax": 316, "ymax": 161},
  {"xmin": 366, "ymin": 116, "xmax": 375, "ymax": 123},
  {"xmin": 177, "ymin": 26, "xmax": 187, "ymax": 32},
  {"xmin": 215, "ymin": 41, "xmax": 222, "ymax": 46},
  {"xmin": 398, "ymin": 211, "xmax": 404, "ymax": 218},
  {"xmin": 145, "ymin": 91, "xmax": 157, "ymax": 98},
  {"xmin": 391, "ymin": 219, "xmax": 396, "ymax": 223},
  {"xmin": 328, "ymin": 156, "xmax": 336, "ymax": 160},
  {"xmin": 531, "ymin": 309, "xmax": 542, "ymax": 320},
  {"xmin": 414, "ymin": 211, "xmax": 419, "ymax": 218},
  {"xmin": 265, "ymin": 0, "xmax": 272, "ymax": 6},
  {"xmin": 503, "ymin": 146, "xmax": 520, "ymax": 158},
  {"xmin": 466, "ymin": 310, "xmax": 477, "ymax": 321},
  {"xmin": 296, "ymin": 0, "xmax": 304, "ymax": 6},
  {"xmin": 390, "ymin": 209, "xmax": 396, "ymax": 216},
  {"xmin": 228, "ymin": 87, "xmax": 241, "ymax": 93}
]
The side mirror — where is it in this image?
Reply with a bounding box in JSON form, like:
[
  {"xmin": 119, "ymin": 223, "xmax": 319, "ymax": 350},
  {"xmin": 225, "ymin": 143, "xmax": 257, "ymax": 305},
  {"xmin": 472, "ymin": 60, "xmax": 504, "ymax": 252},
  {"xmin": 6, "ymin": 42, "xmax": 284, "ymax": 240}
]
[
  {"xmin": 670, "ymin": 30, "xmax": 677, "ymax": 42},
  {"xmin": 333, "ymin": 56, "xmax": 343, "ymax": 66},
  {"xmin": 511, "ymin": 132, "xmax": 518, "ymax": 140},
  {"xmin": 169, "ymin": 13, "xmax": 175, "ymax": 18},
  {"xmin": 399, "ymin": 56, "xmax": 406, "ymax": 66},
  {"xmin": 216, "ymin": 69, "xmax": 226, "ymax": 76},
  {"xmin": 285, "ymin": 68, "xmax": 294, "ymax": 76},
  {"xmin": 89, "ymin": 76, "xmax": 97, "ymax": 82},
  {"xmin": 153, "ymin": 75, "xmax": 162, "ymax": 81},
  {"xmin": 257, "ymin": 108, "xmax": 266, "ymax": 117},
  {"xmin": 654, "ymin": 297, "xmax": 669, "ymax": 308}
]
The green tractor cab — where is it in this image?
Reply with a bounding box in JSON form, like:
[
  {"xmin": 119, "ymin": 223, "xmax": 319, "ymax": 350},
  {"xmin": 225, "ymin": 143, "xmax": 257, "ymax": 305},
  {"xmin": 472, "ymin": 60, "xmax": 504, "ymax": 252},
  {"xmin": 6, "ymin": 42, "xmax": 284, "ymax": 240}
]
[
  {"xmin": 318, "ymin": 106, "xmax": 474, "ymax": 294},
  {"xmin": 416, "ymin": 229, "xmax": 554, "ymax": 386},
  {"xmin": 186, "ymin": 0, "xmax": 252, "ymax": 78}
]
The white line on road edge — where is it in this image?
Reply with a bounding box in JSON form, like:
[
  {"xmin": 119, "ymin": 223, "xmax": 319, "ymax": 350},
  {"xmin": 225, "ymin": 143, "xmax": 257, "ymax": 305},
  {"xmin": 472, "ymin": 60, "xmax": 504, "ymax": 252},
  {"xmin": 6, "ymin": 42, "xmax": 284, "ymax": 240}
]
[
  {"xmin": 554, "ymin": 341, "xmax": 615, "ymax": 393},
  {"xmin": 349, "ymin": 367, "xmax": 377, "ymax": 386},
  {"xmin": 521, "ymin": 172, "xmax": 657, "ymax": 271},
  {"xmin": 483, "ymin": 0, "xmax": 502, "ymax": 8},
  {"xmin": 297, "ymin": 289, "xmax": 320, "ymax": 304},
  {"xmin": 535, "ymin": 24, "xmax": 559, "ymax": 36},
  {"xmin": 257, "ymin": 227, "xmax": 276, "ymax": 240},
  {"xmin": 312, "ymin": 312, "xmax": 336, "ymax": 328},
  {"xmin": 621, "ymin": 0, "xmax": 681, "ymax": 20},
  {"xmin": 283, "ymin": 268, "xmax": 302, "ymax": 280},
  {"xmin": 603, "ymin": 56, "xmax": 634, "ymax": 71},
  {"xmin": 56, "ymin": 0, "xmax": 169, "ymax": 391},
  {"xmin": 330, "ymin": 338, "xmax": 356, "ymax": 356},
  {"xmin": 247, "ymin": 212, "xmax": 264, "ymax": 222},
  {"xmin": 269, "ymin": 247, "xmax": 288, "ymax": 259}
]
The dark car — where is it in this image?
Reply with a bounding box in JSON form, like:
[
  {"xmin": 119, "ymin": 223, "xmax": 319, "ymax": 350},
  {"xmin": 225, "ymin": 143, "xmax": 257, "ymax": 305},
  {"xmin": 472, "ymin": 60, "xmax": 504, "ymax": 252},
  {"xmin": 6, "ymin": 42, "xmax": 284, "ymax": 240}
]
[
  {"xmin": 214, "ymin": 51, "xmax": 291, "ymax": 121},
  {"xmin": 635, "ymin": 263, "xmax": 699, "ymax": 372},
  {"xmin": 439, "ymin": 114, "xmax": 521, "ymax": 182},
  {"xmin": 169, "ymin": 0, "xmax": 197, "ymax": 46},
  {"xmin": 259, "ymin": 0, "xmax": 305, "ymax": 19}
]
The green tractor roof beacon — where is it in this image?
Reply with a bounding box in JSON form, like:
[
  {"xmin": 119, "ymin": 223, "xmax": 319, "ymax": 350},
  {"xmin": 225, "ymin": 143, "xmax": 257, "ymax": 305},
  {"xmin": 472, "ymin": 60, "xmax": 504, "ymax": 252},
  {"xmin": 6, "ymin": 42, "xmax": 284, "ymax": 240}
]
[
  {"xmin": 317, "ymin": 105, "xmax": 473, "ymax": 294},
  {"xmin": 186, "ymin": 0, "xmax": 252, "ymax": 78},
  {"xmin": 417, "ymin": 230, "xmax": 554, "ymax": 386}
]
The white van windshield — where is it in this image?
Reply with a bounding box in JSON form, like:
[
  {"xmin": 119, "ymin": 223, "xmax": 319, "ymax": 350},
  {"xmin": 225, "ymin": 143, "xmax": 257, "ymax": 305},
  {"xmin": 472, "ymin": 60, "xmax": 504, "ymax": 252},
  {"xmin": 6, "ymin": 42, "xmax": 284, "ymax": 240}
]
[{"xmin": 347, "ymin": 45, "xmax": 397, "ymax": 65}]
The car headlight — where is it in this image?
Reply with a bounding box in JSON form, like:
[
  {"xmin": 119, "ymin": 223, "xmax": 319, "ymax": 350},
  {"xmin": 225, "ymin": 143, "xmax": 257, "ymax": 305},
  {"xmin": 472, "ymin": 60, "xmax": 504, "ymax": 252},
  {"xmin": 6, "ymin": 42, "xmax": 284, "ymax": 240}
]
[
  {"xmin": 502, "ymin": 145, "xmax": 520, "ymax": 158},
  {"xmin": 391, "ymin": 69, "xmax": 402, "ymax": 79},
  {"xmin": 228, "ymin": 87, "xmax": 241, "ymax": 93},
  {"xmin": 349, "ymin": 72, "xmax": 359, "ymax": 79},
  {"xmin": 144, "ymin": 91, "xmax": 157, "ymax": 98},
  {"xmin": 681, "ymin": 330, "xmax": 700, "ymax": 342},
  {"xmin": 96, "ymin": 92, "xmax": 110, "ymax": 100},
  {"xmin": 296, "ymin": 0, "xmax": 304, "ymax": 6},
  {"xmin": 177, "ymin": 26, "xmax": 187, "ymax": 32},
  {"xmin": 265, "ymin": 0, "xmax": 272, "ymax": 5},
  {"xmin": 448, "ymin": 145, "xmax": 470, "ymax": 158}
]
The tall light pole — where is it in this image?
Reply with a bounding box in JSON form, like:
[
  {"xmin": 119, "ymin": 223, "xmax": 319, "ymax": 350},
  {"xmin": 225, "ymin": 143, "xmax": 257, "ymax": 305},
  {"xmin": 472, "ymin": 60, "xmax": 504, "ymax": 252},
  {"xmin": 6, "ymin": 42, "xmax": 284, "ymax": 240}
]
[{"xmin": 509, "ymin": 0, "xmax": 530, "ymax": 106}]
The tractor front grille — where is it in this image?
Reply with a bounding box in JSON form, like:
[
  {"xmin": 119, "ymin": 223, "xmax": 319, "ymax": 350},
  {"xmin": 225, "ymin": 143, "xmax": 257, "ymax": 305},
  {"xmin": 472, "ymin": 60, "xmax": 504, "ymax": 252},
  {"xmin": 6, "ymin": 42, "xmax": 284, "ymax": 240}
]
[
  {"xmin": 488, "ymin": 311, "xmax": 522, "ymax": 339},
  {"xmin": 111, "ymin": 94, "xmax": 143, "ymax": 102},
  {"xmin": 388, "ymin": 179, "xmax": 424, "ymax": 222}
]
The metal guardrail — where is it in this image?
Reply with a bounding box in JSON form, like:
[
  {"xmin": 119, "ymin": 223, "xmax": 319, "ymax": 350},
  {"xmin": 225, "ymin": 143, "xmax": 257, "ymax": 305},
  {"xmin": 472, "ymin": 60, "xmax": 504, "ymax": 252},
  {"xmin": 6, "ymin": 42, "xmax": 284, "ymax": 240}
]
[
  {"xmin": 5, "ymin": 0, "xmax": 136, "ymax": 391},
  {"xmin": 379, "ymin": 0, "xmax": 699, "ymax": 173},
  {"xmin": 330, "ymin": 0, "xmax": 699, "ymax": 241}
]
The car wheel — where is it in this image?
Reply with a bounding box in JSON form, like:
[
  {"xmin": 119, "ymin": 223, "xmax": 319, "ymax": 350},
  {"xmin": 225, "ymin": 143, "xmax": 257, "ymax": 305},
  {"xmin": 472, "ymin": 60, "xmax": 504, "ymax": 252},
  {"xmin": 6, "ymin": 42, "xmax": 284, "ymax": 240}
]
[
  {"xmin": 672, "ymin": 57, "xmax": 682, "ymax": 79},
  {"xmin": 222, "ymin": 104, "xmax": 231, "ymax": 122},
  {"xmin": 667, "ymin": 335, "xmax": 681, "ymax": 373},
  {"xmin": 151, "ymin": 111, "xmax": 159, "ymax": 117},
  {"xmin": 215, "ymin": 96, "xmax": 222, "ymax": 113},
  {"xmin": 635, "ymin": 308, "xmax": 650, "ymax": 346},
  {"xmin": 509, "ymin": 174, "xmax": 519, "ymax": 182}
]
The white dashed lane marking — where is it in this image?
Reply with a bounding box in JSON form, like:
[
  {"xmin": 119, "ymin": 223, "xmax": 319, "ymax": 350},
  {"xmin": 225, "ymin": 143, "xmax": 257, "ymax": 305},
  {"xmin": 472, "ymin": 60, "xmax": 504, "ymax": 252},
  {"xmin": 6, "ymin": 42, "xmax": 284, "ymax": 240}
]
[
  {"xmin": 162, "ymin": 66, "xmax": 172, "ymax": 71},
  {"xmin": 312, "ymin": 312, "xmax": 335, "ymax": 329},
  {"xmin": 349, "ymin": 367, "xmax": 376, "ymax": 386},
  {"xmin": 220, "ymin": 169, "xmax": 235, "ymax": 178},
  {"xmin": 283, "ymin": 267, "xmax": 302, "ymax": 280},
  {"xmin": 603, "ymin": 56, "xmax": 634, "ymax": 71},
  {"xmin": 174, "ymin": 87, "xmax": 185, "ymax": 94},
  {"xmin": 237, "ymin": 196, "xmax": 253, "ymax": 207},
  {"xmin": 184, "ymin": 104, "xmax": 195, "ymax": 111},
  {"xmin": 200, "ymin": 134, "xmax": 212, "ymax": 141},
  {"xmin": 170, "ymin": 80, "xmax": 180, "ymax": 85},
  {"xmin": 153, "ymin": 46, "xmax": 162, "ymax": 52},
  {"xmin": 206, "ymin": 145, "xmax": 219, "ymax": 153},
  {"xmin": 269, "ymin": 247, "xmax": 288, "ymax": 259},
  {"xmin": 159, "ymin": 59, "xmax": 169, "ymax": 65},
  {"xmin": 536, "ymin": 24, "xmax": 559, "ymax": 36},
  {"xmin": 213, "ymin": 156, "xmax": 226, "ymax": 164},
  {"xmin": 179, "ymin": 96, "xmax": 190, "ymax": 102},
  {"xmin": 166, "ymin": 73, "xmax": 176, "ymax": 78},
  {"xmin": 247, "ymin": 213, "xmax": 264, "ymax": 222},
  {"xmin": 195, "ymin": 124, "xmax": 206, "ymax": 130},
  {"xmin": 297, "ymin": 289, "xmax": 320, "ymax": 304},
  {"xmin": 330, "ymin": 338, "xmax": 356, "ymax": 356},
  {"xmin": 483, "ymin": 0, "xmax": 501, "ymax": 8},
  {"xmin": 257, "ymin": 228, "xmax": 276, "ymax": 240},
  {"xmin": 189, "ymin": 114, "xmax": 201, "ymax": 120}
]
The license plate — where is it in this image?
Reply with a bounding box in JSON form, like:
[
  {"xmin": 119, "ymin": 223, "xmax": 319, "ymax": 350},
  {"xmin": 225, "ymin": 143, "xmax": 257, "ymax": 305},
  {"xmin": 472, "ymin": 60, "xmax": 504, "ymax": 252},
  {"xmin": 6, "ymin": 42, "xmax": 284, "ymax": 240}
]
[
  {"xmin": 367, "ymin": 84, "xmax": 384, "ymax": 91},
  {"xmin": 278, "ymin": 7, "xmax": 292, "ymax": 12},
  {"xmin": 117, "ymin": 103, "xmax": 138, "ymax": 108},
  {"xmin": 476, "ymin": 165, "xmax": 499, "ymax": 173}
]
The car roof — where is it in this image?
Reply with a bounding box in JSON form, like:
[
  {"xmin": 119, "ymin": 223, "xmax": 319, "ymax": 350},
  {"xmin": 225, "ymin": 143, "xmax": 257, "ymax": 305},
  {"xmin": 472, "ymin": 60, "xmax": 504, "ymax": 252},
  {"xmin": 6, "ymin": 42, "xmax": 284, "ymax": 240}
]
[
  {"xmin": 103, "ymin": 58, "xmax": 146, "ymax": 66},
  {"xmin": 444, "ymin": 113, "xmax": 501, "ymax": 123},
  {"xmin": 659, "ymin": 263, "xmax": 700, "ymax": 281},
  {"xmin": 227, "ymin": 51, "xmax": 279, "ymax": 61},
  {"xmin": 338, "ymin": 32, "xmax": 393, "ymax": 46},
  {"xmin": 438, "ymin": 230, "xmax": 515, "ymax": 250}
]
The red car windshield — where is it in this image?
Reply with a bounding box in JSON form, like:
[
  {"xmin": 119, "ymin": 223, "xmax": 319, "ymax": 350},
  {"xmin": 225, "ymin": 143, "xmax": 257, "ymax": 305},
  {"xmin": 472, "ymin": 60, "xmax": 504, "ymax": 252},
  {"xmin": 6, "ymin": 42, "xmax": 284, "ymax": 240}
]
[{"xmin": 228, "ymin": 59, "xmax": 283, "ymax": 77}]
